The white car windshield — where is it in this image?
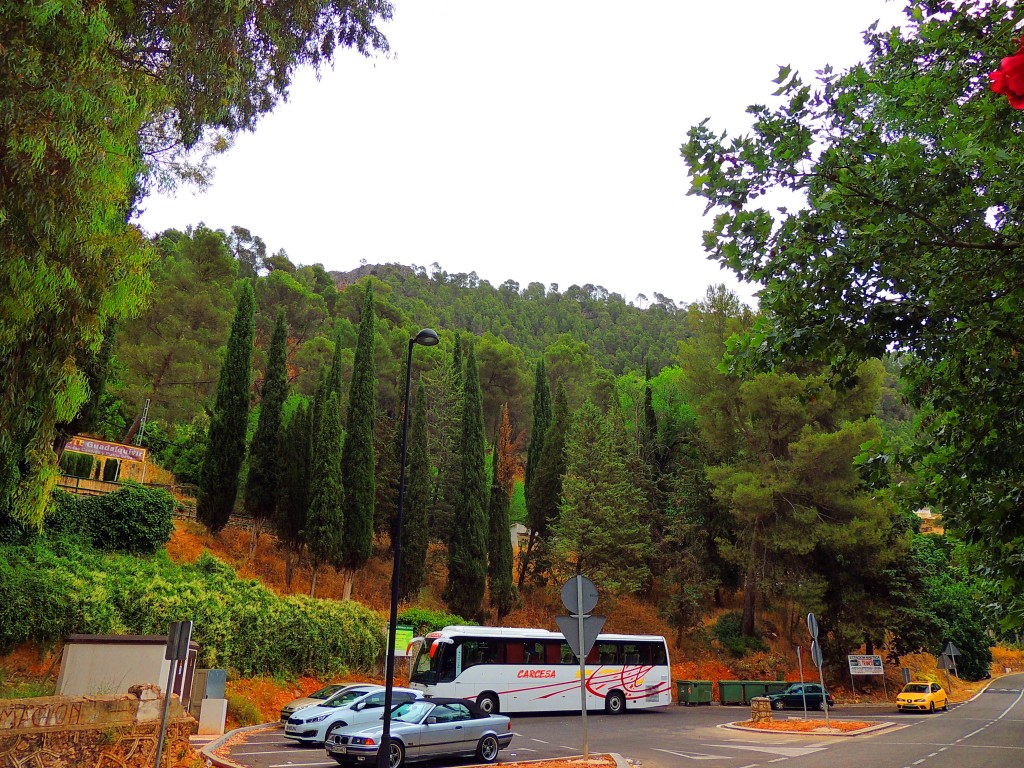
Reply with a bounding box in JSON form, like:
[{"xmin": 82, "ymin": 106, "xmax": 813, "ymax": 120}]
[
  {"xmin": 392, "ymin": 700, "xmax": 434, "ymax": 723},
  {"xmin": 323, "ymin": 689, "xmax": 373, "ymax": 708}
]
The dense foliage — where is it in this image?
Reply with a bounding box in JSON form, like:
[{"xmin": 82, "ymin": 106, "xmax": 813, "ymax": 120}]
[
  {"xmin": 682, "ymin": 0, "xmax": 1024, "ymax": 627},
  {"xmin": 0, "ymin": 539, "xmax": 382, "ymax": 677},
  {"xmin": 47, "ymin": 484, "xmax": 174, "ymax": 554}
]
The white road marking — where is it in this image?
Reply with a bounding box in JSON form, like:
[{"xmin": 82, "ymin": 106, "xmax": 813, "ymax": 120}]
[
  {"xmin": 769, "ymin": 758, "xmax": 789, "ymax": 763},
  {"xmin": 531, "ymin": 738, "xmax": 550, "ymax": 744},
  {"xmin": 268, "ymin": 762, "xmax": 337, "ymax": 768},
  {"xmin": 653, "ymin": 748, "xmax": 731, "ymax": 760},
  {"xmin": 706, "ymin": 744, "xmax": 827, "ymax": 759},
  {"xmin": 233, "ymin": 749, "xmax": 313, "ymax": 755}
]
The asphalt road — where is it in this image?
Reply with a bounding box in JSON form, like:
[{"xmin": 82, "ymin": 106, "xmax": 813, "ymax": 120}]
[{"xmin": 217, "ymin": 674, "xmax": 1024, "ymax": 768}]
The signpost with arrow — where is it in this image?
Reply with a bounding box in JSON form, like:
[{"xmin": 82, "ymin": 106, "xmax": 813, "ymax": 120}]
[
  {"xmin": 556, "ymin": 575, "xmax": 605, "ymax": 761},
  {"xmin": 807, "ymin": 613, "xmax": 830, "ymax": 727}
]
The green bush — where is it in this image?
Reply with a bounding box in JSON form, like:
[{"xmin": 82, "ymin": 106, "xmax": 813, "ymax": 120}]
[
  {"xmin": 46, "ymin": 485, "xmax": 174, "ymax": 555},
  {"xmin": 227, "ymin": 693, "xmax": 261, "ymax": 726},
  {"xmin": 0, "ymin": 539, "xmax": 385, "ymax": 678},
  {"xmin": 712, "ymin": 611, "xmax": 768, "ymax": 657},
  {"xmin": 397, "ymin": 607, "xmax": 471, "ymax": 636}
]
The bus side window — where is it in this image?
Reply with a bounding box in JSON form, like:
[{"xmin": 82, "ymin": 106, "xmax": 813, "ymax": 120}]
[
  {"xmin": 438, "ymin": 645, "xmax": 457, "ymax": 682},
  {"xmin": 505, "ymin": 642, "xmax": 524, "ymax": 664},
  {"xmin": 597, "ymin": 643, "xmax": 619, "ymax": 665},
  {"xmin": 544, "ymin": 641, "xmax": 562, "ymax": 664},
  {"xmin": 585, "ymin": 645, "xmax": 600, "ymax": 665},
  {"xmin": 523, "ymin": 641, "xmax": 544, "ymax": 664},
  {"xmin": 559, "ymin": 643, "xmax": 575, "ymax": 665},
  {"xmin": 649, "ymin": 642, "xmax": 667, "ymax": 665}
]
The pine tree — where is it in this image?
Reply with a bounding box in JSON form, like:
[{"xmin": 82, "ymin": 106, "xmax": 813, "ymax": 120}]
[
  {"xmin": 430, "ymin": 333, "xmax": 463, "ymax": 539},
  {"xmin": 276, "ymin": 400, "xmax": 310, "ymax": 591},
  {"xmin": 305, "ymin": 392, "xmax": 344, "ymax": 597},
  {"xmin": 549, "ymin": 400, "xmax": 651, "ymax": 593},
  {"xmin": 443, "ymin": 340, "xmax": 488, "ymax": 620},
  {"xmin": 309, "ymin": 366, "xmax": 328, "ymax": 447},
  {"xmin": 522, "ymin": 380, "xmax": 569, "ymax": 584},
  {"xmin": 399, "ymin": 379, "xmax": 431, "ymax": 602},
  {"xmin": 327, "ymin": 325, "xmax": 345, "ymax": 402},
  {"xmin": 244, "ymin": 309, "xmax": 289, "ymax": 547},
  {"xmin": 520, "ymin": 359, "xmax": 552, "ymax": 586},
  {"xmin": 488, "ymin": 404, "xmax": 516, "ymax": 619},
  {"xmin": 340, "ymin": 285, "xmax": 376, "ymax": 599},
  {"xmin": 197, "ymin": 281, "xmax": 255, "ymax": 533}
]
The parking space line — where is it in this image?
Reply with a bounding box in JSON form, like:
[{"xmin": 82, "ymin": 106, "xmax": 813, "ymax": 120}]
[{"xmin": 268, "ymin": 762, "xmax": 336, "ymax": 768}]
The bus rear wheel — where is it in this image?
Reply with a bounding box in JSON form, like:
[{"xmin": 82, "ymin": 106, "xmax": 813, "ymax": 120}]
[
  {"xmin": 605, "ymin": 691, "xmax": 626, "ymax": 715},
  {"xmin": 477, "ymin": 692, "xmax": 500, "ymax": 715}
]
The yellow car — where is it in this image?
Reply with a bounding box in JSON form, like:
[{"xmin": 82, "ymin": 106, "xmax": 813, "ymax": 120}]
[{"xmin": 896, "ymin": 681, "xmax": 948, "ymax": 713}]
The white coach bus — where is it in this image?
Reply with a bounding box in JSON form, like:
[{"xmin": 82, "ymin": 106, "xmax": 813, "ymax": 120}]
[{"xmin": 406, "ymin": 625, "xmax": 672, "ymax": 715}]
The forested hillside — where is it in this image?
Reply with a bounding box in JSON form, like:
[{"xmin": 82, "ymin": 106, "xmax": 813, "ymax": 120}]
[{"xmin": 22, "ymin": 221, "xmax": 987, "ymax": 680}]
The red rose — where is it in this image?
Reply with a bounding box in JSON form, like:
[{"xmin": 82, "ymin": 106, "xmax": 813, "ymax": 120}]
[{"xmin": 991, "ymin": 47, "xmax": 1024, "ymax": 109}]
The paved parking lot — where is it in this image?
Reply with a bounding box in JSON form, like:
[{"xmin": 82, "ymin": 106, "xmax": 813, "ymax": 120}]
[{"xmin": 211, "ymin": 703, "xmax": 903, "ymax": 768}]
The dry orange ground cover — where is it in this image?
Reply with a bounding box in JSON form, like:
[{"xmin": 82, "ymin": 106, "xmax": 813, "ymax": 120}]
[{"xmin": 736, "ymin": 719, "xmax": 876, "ymax": 734}]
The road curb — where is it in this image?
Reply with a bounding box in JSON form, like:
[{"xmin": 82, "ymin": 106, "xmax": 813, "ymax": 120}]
[
  {"xmin": 718, "ymin": 719, "xmax": 897, "ymax": 737},
  {"xmin": 200, "ymin": 722, "xmax": 279, "ymax": 768}
]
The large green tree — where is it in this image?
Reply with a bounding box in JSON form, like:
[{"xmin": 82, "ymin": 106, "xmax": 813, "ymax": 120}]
[
  {"xmin": 244, "ymin": 309, "xmax": 290, "ymax": 545},
  {"xmin": 429, "ymin": 334, "xmax": 463, "ymax": 539},
  {"xmin": 277, "ymin": 400, "xmax": 312, "ymax": 590},
  {"xmin": 398, "ymin": 380, "xmax": 431, "ymax": 602},
  {"xmin": 550, "ymin": 400, "xmax": 651, "ymax": 594},
  {"xmin": 197, "ymin": 281, "xmax": 255, "ymax": 533},
  {"xmin": 0, "ymin": 0, "xmax": 393, "ymax": 527},
  {"xmin": 520, "ymin": 358, "xmax": 552, "ymax": 586},
  {"xmin": 488, "ymin": 404, "xmax": 516, "ymax": 619},
  {"xmin": 340, "ymin": 286, "xmax": 376, "ymax": 598},
  {"xmin": 682, "ymin": 0, "xmax": 1024, "ymax": 624},
  {"xmin": 305, "ymin": 391, "xmax": 344, "ymax": 597},
  {"xmin": 443, "ymin": 341, "xmax": 488, "ymax": 621}
]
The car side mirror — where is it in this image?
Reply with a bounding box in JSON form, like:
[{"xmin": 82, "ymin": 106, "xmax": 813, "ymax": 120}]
[
  {"xmin": 426, "ymin": 716, "xmax": 437, "ymax": 725},
  {"xmin": 352, "ymin": 702, "xmax": 364, "ymax": 711}
]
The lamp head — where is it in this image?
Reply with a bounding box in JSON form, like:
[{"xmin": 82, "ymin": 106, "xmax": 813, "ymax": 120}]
[{"xmin": 413, "ymin": 328, "xmax": 440, "ymax": 347}]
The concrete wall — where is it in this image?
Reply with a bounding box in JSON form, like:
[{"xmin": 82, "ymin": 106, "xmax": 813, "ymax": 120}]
[
  {"xmin": 56, "ymin": 643, "xmax": 167, "ymax": 697},
  {"xmin": 0, "ymin": 684, "xmax": 197, "ymax": 768}
]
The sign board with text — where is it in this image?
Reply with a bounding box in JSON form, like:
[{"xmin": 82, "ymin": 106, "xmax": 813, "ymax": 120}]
[{"xmin": 847, "ymin": 654, "xmax": 884, "ymax": 675}]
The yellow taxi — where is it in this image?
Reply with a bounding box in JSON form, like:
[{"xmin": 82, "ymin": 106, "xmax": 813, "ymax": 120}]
[{"xmin": 896, "ymin": 681, "xmax": 948, "ymax": 713}]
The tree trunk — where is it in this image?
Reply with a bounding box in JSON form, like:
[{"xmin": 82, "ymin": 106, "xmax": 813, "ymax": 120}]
[
  {"xmin": 517, "ymin": 529, "xmax": 537, "ymax": 588},
  {"xmin": 343, "ymin": 569, "xmax": 354, "ymax": 601},
  {"xmin": 309, "ymin": 565, "xmax": 319, "ymax": 598},
  {"xmin": 741, "ymin": 536, "xmax": 760, "ymax": 637},
  {"xmin": 248, "ymin": 517, "xmax": 264, "ymax": 556},
  {"xmin": 284, "ymin": 547, "xmax": 295, "ymax": 591}
]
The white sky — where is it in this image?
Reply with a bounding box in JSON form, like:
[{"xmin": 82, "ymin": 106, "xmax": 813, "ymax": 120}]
[{"xmin": 137, "ymin": 1, "xmax": 906, "ymax": 308}]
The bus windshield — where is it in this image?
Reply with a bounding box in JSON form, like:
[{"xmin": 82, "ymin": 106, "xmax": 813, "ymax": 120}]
[{"xmin": 411, "ymin": 638, "xmax": 448, "ymax": 685}]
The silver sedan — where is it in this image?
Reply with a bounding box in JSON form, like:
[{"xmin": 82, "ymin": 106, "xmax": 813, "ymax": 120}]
[{"xmin": 324, "ymin": 697, "xmax": 513, "ymax": 768}]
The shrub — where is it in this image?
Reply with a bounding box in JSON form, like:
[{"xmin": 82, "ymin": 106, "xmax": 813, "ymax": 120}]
[
  {"xmin": 397, "ymin": 608, "xmax": 471, "ymax": 637},
  {"xmin": 227, "ymin": 694, "xmax": 261, "ymax": 726},
  {"xmin": 712, "ymin": 611, "xmax": 768, "ymax": 657},
  {"xmin": 88, "ymin": 482, "xmax": 174, "ymax": 554}
]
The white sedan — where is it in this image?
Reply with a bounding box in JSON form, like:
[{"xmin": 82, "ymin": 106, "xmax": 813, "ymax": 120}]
[{"xmin": 284, "ymin": 685, "xmax": 422, "ymax": 744}]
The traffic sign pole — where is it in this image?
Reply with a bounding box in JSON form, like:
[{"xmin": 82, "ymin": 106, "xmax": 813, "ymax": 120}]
[{"xmin": 577, "ymin": 576, "xmax": 588, "ymax": 761}]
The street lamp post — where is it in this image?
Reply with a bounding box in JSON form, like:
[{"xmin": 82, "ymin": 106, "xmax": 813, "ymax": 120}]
[{"xmin": 377, "ymin": 328, "xmax": 439, "ymax": 768}]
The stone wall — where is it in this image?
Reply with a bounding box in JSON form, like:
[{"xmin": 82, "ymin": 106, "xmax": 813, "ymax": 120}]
[{"xmin": 0, "ymin": 684, "xmax": 197, "ymax": 768}]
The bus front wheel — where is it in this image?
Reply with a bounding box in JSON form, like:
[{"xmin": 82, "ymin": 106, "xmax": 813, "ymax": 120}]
[
  {"xmin": 477, "ymin": 692, "xmax": 500, "ymax": 715},
  {"xmin": 605, "ymin": 691, "xmax": 626, "ymax": 715}
]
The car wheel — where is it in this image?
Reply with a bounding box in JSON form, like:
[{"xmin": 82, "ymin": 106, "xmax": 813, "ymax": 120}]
[
  {"xmin": 387, "ymin": 740, "xmax": 405, "ymax": 768},
  {"xmin": 476, "ymin": 734, "xmax": 500, "ymax": 763},
  {"xmin": 817, "ymin": 700, "xmax": 828, "ymax": 712},
  {"xmin": 929, "ymin": 702, "xmax": 936, "ymax": 713},
  {"xmin": 325, "ymin": 721, "xmax": 347, "ymax": 741},
  {"xmin": 772, "ymin": 699, "xmax": 785, "ymax": 711},
  {"xmin": 943, "ymin": 699, "xmax": 949, "ymax": 711},
  {"xmin": 477, "ymin": 692, "xmax": 500, "ymax": 715},
  {"xmin": 605, "ymin": 691, "xmax": 626, "ymax": 715}
]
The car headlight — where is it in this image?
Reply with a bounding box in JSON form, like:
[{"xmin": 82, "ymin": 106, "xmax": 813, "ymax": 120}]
[
  {"xmin": 305, "ymin": 714, "xmax": 330, "ymax": 723},
  {"xmin": 350, "ymin": 737, "xmax": 377, "ymax": 745}
]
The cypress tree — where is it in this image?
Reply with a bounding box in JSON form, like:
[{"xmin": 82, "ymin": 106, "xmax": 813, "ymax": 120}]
[
  {"xmin": 276, "ymin": 400, "xmax": 310, "ymax": 591},
  {"xmin": 430, "ymin": 333, "xmax": 463, "ymax": 539},
  {"xmin": 310, "ymin": 366, "xmax": 328, "ymax": 448},
  {"xmin": 197, "ymin": 281, "xmax": 255, "ymax": 533},
  {"xmin": 520, "ymin": 358, "xmax": 552, "ymax": 586},
  {"xmin": 524, "ymin": 380, "xmax": 570, "ymax": 584},
  {"xmin": 305, "ymin": 391, "xmax": 344, "ymax": 597},
  {"xmin": 488, "ymin": 404, "xmax": 516, "ymax": 619},
  {"xmin": 443, "ymin": 340, "xmax": 488, "ymax": 621},
  {"xmin": 244, "ymin": 309, "xmax": 289, "ymax": 545},
  {"xmin": 327, "ymin": 325, "xmax": 345, "ymax": 402},
  {"xmin": 399, "ymin": 379, "xmax": 431, "ymax": 602},
  {"xmin": 340, "ymin": 285, "xmax": 376, "ymax": 598}
]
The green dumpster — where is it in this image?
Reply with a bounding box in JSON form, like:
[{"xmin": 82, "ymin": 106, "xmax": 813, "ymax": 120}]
[
  {"xmin": 719, "ymin": 680, "xmax": 744, "ymax": 705},
  {"xmin": 675, "ymin": 680, "xmax": 695, "ymax": 705},
  {"xmin": 741, "ymin": 681, "xmax": 768, "ymax": 703},
  {"xmin": 693, "ymin": 680, "xmax": 713, "ymax": 705},
  {"xmin": 764, "ymin": 681, "xmax": 789, "ymax": 695}
]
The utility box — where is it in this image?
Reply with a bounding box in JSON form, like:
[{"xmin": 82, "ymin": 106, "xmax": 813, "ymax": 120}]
[{"xmin": 189, "ymin": 668, "xmax": 227, "ymax": 721}]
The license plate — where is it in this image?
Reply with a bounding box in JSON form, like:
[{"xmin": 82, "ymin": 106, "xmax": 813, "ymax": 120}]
[
  {"xmin": 329, "ymin": 746, "xmax": 347, "ymax": 755},
  {"xmin": 285, "ymin": 725, "xmax": 301, "ymax": 733}
]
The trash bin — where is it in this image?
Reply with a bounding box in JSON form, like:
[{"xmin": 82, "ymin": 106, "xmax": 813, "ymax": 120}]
[
  {"xmin": 693, "ymin": 680, "xmax": 713, "ymax": 705},
  {"xmin": 719, "ymin": 680, "xmax": 744, "ymax": 705},
  {"xmin": 764, "ymin": 681, "xmax": 789, "ymax": 695},
  {"xmin": 676, "ymin": 680, "xmax": 694, "ymax": 705},
  {"xmin": 742, "ymin": 681, "xmax": 768, "ymax": 702}
]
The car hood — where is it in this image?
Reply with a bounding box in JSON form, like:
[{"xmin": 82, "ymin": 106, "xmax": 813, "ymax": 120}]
[
  {"xmin": 329, "ymin": 720, "xmax": 390, "ymax": 738},
  {"xmin": 292, "ymin": 703, "xmax": 353, "ymax": 719},
  {"xmin": 284, "ymin": 697, "xmax": 322, "ymax": 711}
]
